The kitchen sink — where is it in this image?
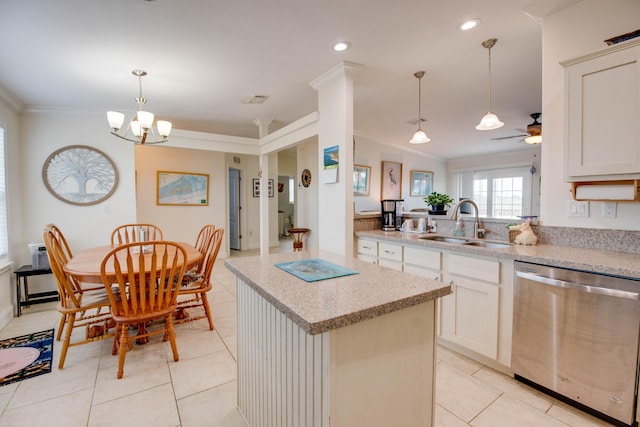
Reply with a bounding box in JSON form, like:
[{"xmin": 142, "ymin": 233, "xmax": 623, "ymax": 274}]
[
  {"xmin": 419, "ymin": 234, "xmax": 512, "ymax": 249},
  {"xmin": 464, "ymin": 241, "xmax": 512, "ymax": 249},
  {"xmin": 419, "ymin": 235, "xmax": 470, "ymax": 244}
]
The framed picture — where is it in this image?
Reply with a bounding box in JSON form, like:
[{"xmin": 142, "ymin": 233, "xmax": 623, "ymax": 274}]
[
  {"xmin": 42, "ymin": 145, "xmax": 119, "ymax": 206},
  {"xmin": 381, "ymin": 161, "xmax": 402, "ymax": 200},
  {"xmin": 353, "ymin": 164, "xmax": 371, "ymax": 196},
  {"xmin": 409, "ymin": 170, "xmax": 434, "ymax": 197},
  {"xmin": 156, "ymin": 171, "xmax": 209, "ymax": 206},
  {"xmin": 268, "ymin": 179, "xmax": 274, "ymax": 197},
  {"xmin": 252, "ymin": 178, "xmax": 260, "ymax": 197}
]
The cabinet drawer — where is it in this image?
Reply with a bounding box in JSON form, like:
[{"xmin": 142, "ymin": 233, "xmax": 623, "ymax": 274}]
[
  {"xmin": 378, "ymin": 258, "xmax": 402, "ymax": 271},
  {"xmin": 403, "ymin": 264, "xmax": 440, "ymax": 281},
  {"xmin": 379, "ymin": 242, "xmax": 402, "ymax": 262},
  {"xmin": 449, "ymin": 254, "xmax": 500, "ymax": 283},
  {"xmin": 357, "ymin": 239, "xmax": 378, "ymax": 256},
  {"xmin": 404, "ymin": 245, "xmax": 441, "ymax": 271}
]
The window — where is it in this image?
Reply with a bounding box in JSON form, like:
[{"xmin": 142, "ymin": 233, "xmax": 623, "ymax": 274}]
[
  {"xmin": 472, "ymin": 167, "xmax": 530, "ymax": 219},
  {"xmin": 0, "ymin": 127, "xmax": 7, "ymax": 260},
  {"xmin": 288, "ymin": 177, "xmax": 295, "ymax": 204},
  {"xmin": 453, "ymin": 166, "xmax": 533, "ymax": 219}
]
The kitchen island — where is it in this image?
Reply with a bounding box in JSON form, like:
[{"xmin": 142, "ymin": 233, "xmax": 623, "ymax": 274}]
[{"xmin": 224, "ymin": 250, "xmax": 451, "ymax": 427}]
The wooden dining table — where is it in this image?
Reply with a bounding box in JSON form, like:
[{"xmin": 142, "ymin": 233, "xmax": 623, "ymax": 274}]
[
  {"xmin": 63, "ymin": 242, "xmax": 202, "ymax": 344},
  {"xmin": 63, "ymin": 242, "xmax": 202, "ymax": 284}
]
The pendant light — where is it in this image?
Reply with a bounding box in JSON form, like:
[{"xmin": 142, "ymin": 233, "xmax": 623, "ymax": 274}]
[
  {"xmin": 409, "ymin": 71, "xmax": 430, "ymax": 144},
  {"xmin": 476, "ymin": 38, "xmax": 504, "ymax": 130}
]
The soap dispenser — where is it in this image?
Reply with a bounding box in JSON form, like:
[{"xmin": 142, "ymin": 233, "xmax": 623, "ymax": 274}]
[{"xmin": 453, "ymin": 219, "xmax": 465, "ymax": 236}]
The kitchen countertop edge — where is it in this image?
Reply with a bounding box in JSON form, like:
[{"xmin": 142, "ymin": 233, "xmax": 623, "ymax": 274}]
[{"xmin": 356, "ymin": 230, "xmax": 640, "ymax": 279}]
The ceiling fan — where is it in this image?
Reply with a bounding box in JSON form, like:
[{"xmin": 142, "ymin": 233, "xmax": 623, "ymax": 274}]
[{"xmin": 490, "ymin": 113, "xmax": 542, "ymax": 144}]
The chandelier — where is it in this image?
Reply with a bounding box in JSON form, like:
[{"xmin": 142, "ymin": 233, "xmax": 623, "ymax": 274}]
[
  {"xmin": 107, "ymin": 70, "xmax": 172, "ymax": 144},
  {"xmin": 476, "ymin": 38, "xmax": 504, "ymax": 131}
]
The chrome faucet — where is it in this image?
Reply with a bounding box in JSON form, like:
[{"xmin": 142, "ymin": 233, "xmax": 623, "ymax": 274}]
[{"xmin": 451, "ymin": 199, "xmax": 485, "ymax": 239}]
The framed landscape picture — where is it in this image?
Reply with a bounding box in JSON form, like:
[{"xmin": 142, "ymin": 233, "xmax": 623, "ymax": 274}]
[
  {"xmin": 409, "ymin": 170, "xmax": 434, "ymax": 197},
  {"xmin": 156, "ymin": 171, "xmax": 209, "ymax": 206},
  {"xmin": 381, "ymin": 161, "xmax": 402, "ymax": 200}
]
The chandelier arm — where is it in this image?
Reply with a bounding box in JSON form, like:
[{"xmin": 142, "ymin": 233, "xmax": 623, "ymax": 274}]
[{"xmin": 110, "ymin": 131, "xmax": 168, "ymax": 145}]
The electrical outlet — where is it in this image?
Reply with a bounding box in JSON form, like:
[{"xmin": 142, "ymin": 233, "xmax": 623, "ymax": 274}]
[
  {"xmin": 567, "ymin": 200, "xmax": 589, "ymax": 218},
  {"xmin": 602, "ymin": 202, "xmax": 617, "ymax": 218}
]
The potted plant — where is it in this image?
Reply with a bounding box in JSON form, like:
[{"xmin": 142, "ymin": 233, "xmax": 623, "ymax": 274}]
[{"xmin": 424, "ymin": 191, "xmax": 454, "ymax": 215}]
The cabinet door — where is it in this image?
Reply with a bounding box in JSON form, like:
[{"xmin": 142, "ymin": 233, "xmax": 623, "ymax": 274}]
[
  {"xmin": 565, "ymin": 43, "xmax": 640, "ymax": 179},
  {"xmin": 440, "ymin": 276, "xmax": 499, "ymax": 360}
]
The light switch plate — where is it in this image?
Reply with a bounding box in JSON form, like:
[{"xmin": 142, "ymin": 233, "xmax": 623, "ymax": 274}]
[
  {"xmin": 567, "ymin": 200, "xmax": 589, "ymax": 218},
  {"xmin": 602, "ymin": 202, "xmax": 617, "ymax": 218}
]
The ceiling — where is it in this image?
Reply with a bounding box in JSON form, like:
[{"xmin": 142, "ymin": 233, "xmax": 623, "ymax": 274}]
[{"xmin": 0, "ymin": 0, "xmax": 569, "ymax": 160}]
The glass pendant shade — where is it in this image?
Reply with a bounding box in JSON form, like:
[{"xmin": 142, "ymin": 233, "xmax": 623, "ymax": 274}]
[
  {"xmin": 137, "ymin": 111, "xmax": 154, "ymax": 130},
  {"xmin": 107, "ymin": 111, "xmax": 125, "ymax": 131},
  {"xmin": 475, "ymin": 112, "xmax": 504, "ymax": 130},
  {"xmin": 130, "ymin": 120, "xmax": 142, "ymax": 137},
  {"xmin": 157, "ymin": 120, "xmax": 172, "ymax": 137},
  {"xmin": 410, "ymin": 129, "xmax": 430, "ymax": 144}
]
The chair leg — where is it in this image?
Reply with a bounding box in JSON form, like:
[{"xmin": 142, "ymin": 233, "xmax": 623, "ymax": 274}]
[
  {"xmin": 58, "ymin": 314, "xmax": 76, "ymax": 369},
  {"xmin": 166, "ymin": 316, "xmax": 179, "ymax": 362},
  {"xmin": 200, "ymin": 292, "xmax": 215, "ymax": 331},
  {"xmin": 56, "ymin": 314, "xmax": 67, "ymax": 341},
  {"xmin": 112, "ymin": 324, "xmax": 121, "ymax": 356},
  {"xmin": 117, "ymin": 324, "xmax": 129, "ymax": 379}
]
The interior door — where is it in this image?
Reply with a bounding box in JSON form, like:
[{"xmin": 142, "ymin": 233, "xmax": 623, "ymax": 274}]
[{"xmin": 229, "ymin": 168, "xmax": 241, "ymax": 250}]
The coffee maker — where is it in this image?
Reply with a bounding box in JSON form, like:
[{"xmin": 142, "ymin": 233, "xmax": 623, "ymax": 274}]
[{"xmin": 381, "ymin": 199, "xmax": 404, "ymax": 231}]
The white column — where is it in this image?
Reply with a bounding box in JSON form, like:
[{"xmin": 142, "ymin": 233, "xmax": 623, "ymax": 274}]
[
  {"xmin": 254, "ymin": 119, "xmax": 273, "ymax": 255},
  {"xmin": 309, "ymin": 62, "xmax": 362, "ymax": 256}
]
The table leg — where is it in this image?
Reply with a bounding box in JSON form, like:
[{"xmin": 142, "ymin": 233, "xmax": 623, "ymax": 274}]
[
  {"xmin": 15, "ymin": 275, "xmax": 22, "ymax": 317},
  {"xmin": 135, "ymin": 322, "xmax": 150, "ymax": 345}
]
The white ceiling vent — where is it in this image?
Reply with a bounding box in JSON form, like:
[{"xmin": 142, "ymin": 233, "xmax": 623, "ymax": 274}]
[{"xmin": 244, "ymin": 95, "xmax": 269, "ymax": 104}]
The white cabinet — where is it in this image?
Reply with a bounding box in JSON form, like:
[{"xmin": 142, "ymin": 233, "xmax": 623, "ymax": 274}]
[
  {"xmin": 403, "ymin": 245, "xmax": 441, "ymax": 281},
  {"xmin": 563, "ymin": 39, "xmax": 640, "ymax": 181},
  {"xmin": 378, "ymin": 242, "xmax": 403, "ymax": 271},
  {"xmin": 357, "ymin": 238, "xmax": 378, "ymax": 264}
]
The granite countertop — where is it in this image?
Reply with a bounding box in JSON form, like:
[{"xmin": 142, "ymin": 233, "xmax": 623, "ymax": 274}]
[
  {"xmin": 224, "ymin": 250, "xmax": 451, "ymax": 335},
  {"xmin": 356, "ymin": 230, "xmax": 640, "ymax": 279}
]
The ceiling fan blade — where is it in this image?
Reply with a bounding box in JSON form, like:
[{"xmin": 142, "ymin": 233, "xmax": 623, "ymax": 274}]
[{"xmin": 490, "ymin": 134, "xmax": 529, "ymax": 141}]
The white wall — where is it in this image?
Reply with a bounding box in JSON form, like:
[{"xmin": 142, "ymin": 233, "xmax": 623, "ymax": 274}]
[
  {"xmin": 296, "ymin": 138, "xmax": 319, "ymax": 250},
  {"xmin": 135, "ymin": 144, "xmax": 228, "ymax": 258},
  {"xmin": 542, "ymin": 0, "xmax": 640, "ymax": 229},
  {"xmin": 354, "ymin": 136, "xmax": 448, "ymax": 213}
]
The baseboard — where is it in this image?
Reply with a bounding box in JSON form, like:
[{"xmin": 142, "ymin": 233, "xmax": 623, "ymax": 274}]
[{"xmin": 0, "ymin": 305, "xmax": 14, "ymax": 330}]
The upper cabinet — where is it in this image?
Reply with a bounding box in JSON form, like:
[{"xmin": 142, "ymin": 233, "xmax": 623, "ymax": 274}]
[{"xmin": 562, "ymin": 39, "xmax": 640, "ymax": 182}]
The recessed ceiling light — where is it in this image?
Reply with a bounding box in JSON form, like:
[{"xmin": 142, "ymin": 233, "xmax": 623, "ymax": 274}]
[
  {"xmin": 334, "ymin": 41, "xmax": 351, "ymax": 52},
  {"xmin": 459, "ymin": 19, "xmax": 480, "ymax": 31}
]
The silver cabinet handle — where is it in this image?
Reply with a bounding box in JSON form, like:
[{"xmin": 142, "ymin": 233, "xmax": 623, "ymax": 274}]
[
  {"xmin": 516, "ymin": 271, "xmax": 640, "ymax": 300},
  {"xmin": 384, "ymin": 250, "xmax": 395, "ymax": 254},
  {"xmin": 362, "ymin": 245, "xmax": 372, "ymax": 250}
]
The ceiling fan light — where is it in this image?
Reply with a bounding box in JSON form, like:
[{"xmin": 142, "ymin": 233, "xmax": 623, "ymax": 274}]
[
  {"xmin": 157, "ymin": 120, "xmax": 172, "ymax": 137},
  {"xmin": 525, "ymin": 135, "xmax": 542, "ymax": 144},
  {"xmin": 107, "ymin": 111, "xmax": 125, "ymax": 131},
  {"xmin": 410, "ymin": 129, "xmax": 430, "ymax": 144},
  {"xmin": 476, "ymin": 112, "xmax": 504, "ymax": 130}
]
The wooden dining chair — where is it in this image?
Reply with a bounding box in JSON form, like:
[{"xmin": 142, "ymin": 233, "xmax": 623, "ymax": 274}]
[
  {"xmin": 100, "ymin": 241, "xmax": 187, "ymax": 379},
  {"xmin": 110, "ymin": 223, "xmax": 163, "ymax": 246},
  {"xmin": 175, "ymin": 227, "xmax": 224, "ymax": 330},
  {"xmin": 43, "ymin": 228, "xmax": 114, "ymax": 369}
]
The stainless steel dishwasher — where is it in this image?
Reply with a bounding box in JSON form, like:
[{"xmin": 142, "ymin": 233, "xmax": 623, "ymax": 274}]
[{"xmin": 512, "ymin": 261, "xmax": 640, "ymax": 426}]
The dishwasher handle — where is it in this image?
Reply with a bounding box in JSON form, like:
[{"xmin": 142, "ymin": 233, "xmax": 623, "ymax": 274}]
[{"xmin": 516, "ymin": 270, "xmax": 640, "ymax": 301}]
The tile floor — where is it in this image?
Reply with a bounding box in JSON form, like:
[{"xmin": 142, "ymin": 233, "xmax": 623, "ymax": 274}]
[{"xmin": 0, "ymin": 241, "xmax": 616, "ymax": 427}]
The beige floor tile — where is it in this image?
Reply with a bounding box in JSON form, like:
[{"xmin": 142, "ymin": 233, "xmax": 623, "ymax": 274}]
[
  {"xmin": 88, "ymin": 383, "xmax": 180, "ymax": 427},
  {"xmin": 435, "ymin": 403, "xmax": 469, "ymax": 427},
  {"xmin": 214, "ymin": 315, "xmax": 238, "ymax": 339},
  {"xmin": 547, "ymin": 400, "xmax": 617, "ymax": 427},
  {"xmin": 223, "ymin": 335, "xmax": 238, "ymax": 361},
  {"xmin": 178, "ymin": 380, "xmax": 246, "ymax": 427},
  {"xmin": 170, "ymin": 349, "xmax": 237, "ymax": 400},
  {"xmin": 0, "ymin": 389, "xmax": 91, "ymax": 427},
  {"xmin": 163, "ymin": 328, "xmax": 226, "ymax": 361},
  {"xmin": 437, "ymin": 345, "xmax": 483, "ymax": 376},
  {"xmin": 6, "ymin": 358, "xmax": 96, "ymax": 409},
  {"xmin": 471, "ymin": 394, "xmax": 567, "ymax": 427},
  {"xmin": 211, "ymin": 300, "xmax": 237, "ymax": 320},
  {"xmin": 436, "ymin": 362, "xmax": 501, "ymax": 423},
  {"xmin": 472, "ymin": 366, "xmax": 553, "ymax": 413},
  {"xmin": 93, "ymin": 345, "xmax": 172, "ymax": 405}
]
